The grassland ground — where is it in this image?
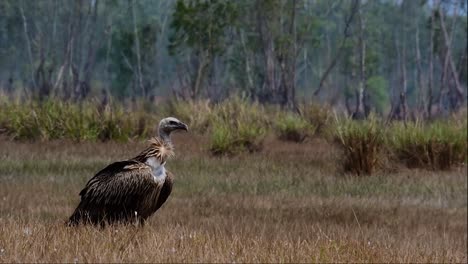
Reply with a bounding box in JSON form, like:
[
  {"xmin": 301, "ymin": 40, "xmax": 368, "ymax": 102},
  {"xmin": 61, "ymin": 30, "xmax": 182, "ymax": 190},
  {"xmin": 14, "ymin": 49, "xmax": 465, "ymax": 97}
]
[{"xmin": 0, "ymin": 134, "xmax": 466, "ymax": 262}]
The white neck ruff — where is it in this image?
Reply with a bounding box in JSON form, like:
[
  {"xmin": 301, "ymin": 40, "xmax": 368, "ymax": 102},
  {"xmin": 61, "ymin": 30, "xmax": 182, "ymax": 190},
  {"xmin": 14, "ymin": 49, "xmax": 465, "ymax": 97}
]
[{"xmin": 145, "ymin": 157, "xmax": 167, "ymax": 183}]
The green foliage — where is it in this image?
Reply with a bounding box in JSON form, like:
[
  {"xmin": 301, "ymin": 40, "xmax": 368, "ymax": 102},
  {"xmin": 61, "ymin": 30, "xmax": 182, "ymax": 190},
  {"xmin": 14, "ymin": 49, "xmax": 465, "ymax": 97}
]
[
  {"xmin": 333, "ymin": 115, "xmax": 385, "ymax": 175},
  {"xmin": 387, "ymin": 120, "xmax": 467, "ymax": 170},
  {"xmin": 107, "ymin": 29, "xmax": 135, "ymax": 98},
  {"xmin": 1, "ymin": 95, "xmax": 466, "ymax": 175},
  {"xmin": 1, "ymin": 0, "xmax": 468, "ymax": 110},
  {"xmin": 166, "ymin": 99, "xmax": 213, "ymax": 134},
  {"xmin": 298, "ymin": 103, "xmax": 332, "ymax": 135},
  {"xmin": 103, "ymin": 19, "xmax": 160, "ymax": 98},
  {"xmin": 0, "ymin": 98, "xmax": 158, "ymax": 142},
  {"xmin": 168, "ymin": 0, "xmax": 238, "ymax": 98},
  {"xmin": 366, "ymin": 76, "xmax": 389, "ymax": 114},
  {"xmin": 169, "ymin": 0, "xmax": 237, "ymax": 56},
  {"xmin": 275, "ymin": 113, "xmax": 316, "ymax": 142},
  {"xmin": 209, "ymin": 96, "xmax": 268, "ymax": 155}
]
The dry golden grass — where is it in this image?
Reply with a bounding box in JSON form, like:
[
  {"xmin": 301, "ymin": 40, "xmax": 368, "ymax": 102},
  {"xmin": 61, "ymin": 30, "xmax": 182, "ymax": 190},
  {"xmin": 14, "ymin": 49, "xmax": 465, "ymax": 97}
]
[{"xmin": 0, "ymin": 134, "xmax": 466, "ymax": 262}]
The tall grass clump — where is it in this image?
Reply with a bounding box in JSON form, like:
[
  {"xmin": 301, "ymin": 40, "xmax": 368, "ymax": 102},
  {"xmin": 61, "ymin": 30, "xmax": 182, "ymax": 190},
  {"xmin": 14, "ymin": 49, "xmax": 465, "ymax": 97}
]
[
  {"xmin": 275, "ymin": 112, "xmax": 316, "ymax": 142},
  {"xmin": 1, "ymin": 100, "xmax": 100, "ymax": 140},
  {"xmin": 209, "ymin": 96, "xmax": 268, "ymax": 155},
  {"xmin": 0, "ymin": 99, "xmax": 158, "ymax": 141},
  {"xmin": 387, "ymin": 120, "xmax": 467, "ymax": 170},
  {"xmin": 95, "ymin": 104, "xmax": 159, "ymax": 141},
  {"xmin": 166, "ymin": 99, "xmax": 213, "ymax": 134},
  {"xmin": 298, "ymin": 102, "xmax": 332, "ymax": 135},
  {"xmin": 333, "ymin": 115, "xmax": 384, "ymax": 175}
]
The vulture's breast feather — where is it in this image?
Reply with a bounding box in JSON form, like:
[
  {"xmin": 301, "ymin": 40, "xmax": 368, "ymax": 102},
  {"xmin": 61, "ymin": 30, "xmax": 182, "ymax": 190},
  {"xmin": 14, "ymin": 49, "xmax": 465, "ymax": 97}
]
[{"xmin": 145, "ymin": 157, "xmax": 167, "ymax": 184}]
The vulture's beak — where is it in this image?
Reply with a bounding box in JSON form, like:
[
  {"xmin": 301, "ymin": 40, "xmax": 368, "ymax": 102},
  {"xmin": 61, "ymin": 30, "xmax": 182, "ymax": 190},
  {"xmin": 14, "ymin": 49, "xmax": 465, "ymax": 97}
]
[{"xmin": 179, "ymin": 123, "xmax": 189, "ymax": 131}]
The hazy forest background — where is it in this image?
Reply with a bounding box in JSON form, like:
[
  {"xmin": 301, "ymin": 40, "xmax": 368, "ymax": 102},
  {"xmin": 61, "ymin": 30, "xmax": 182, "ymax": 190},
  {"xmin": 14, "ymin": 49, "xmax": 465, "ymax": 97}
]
[
  {"xmin": 0, "ymin": 0, "xmax": 467, "ymax": 262},
  {"xmin": 0, "ymin": 0, "xmax": 466, "ymax": 118}
]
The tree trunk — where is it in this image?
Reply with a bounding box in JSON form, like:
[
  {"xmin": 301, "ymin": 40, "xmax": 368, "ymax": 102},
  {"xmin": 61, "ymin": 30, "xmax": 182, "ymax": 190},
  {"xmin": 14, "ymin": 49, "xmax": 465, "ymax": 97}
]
[
  {"xmin": 415, "ymin": 21, "xmax": 425, "ymax": 118},
  {"xmin": 76, "ymin": 0, "xmax": 100, "ymax": 101},
  {"xmin": 354, "ymin": 0, "xmax": 366, "ymax": 119},
  {"xmin": 389, "ymin": 33, "xmax": 408, "ymax": 122},
  {"xmin": 104, "ymin": 7, "xmax": 113, "ymax": 100},
  {"xmin": 401, "ymin": 42, "xmax": 408, "ymax": 122},
  {"xmin": 240, "ymin": 29, "xmax": 255, "ymax": 95},
  {"xmin": 256, "ymin": 1, "xmax": 277, "ymax": 103},
  {"xmin": 19, "ymin": 4, "xmax": 37, "ymax": 95},
  {"xmin": 192, "ymin": 52, "xmax": 210, "ymax": 99},
  {"xmin": 427, "ymin": 9, "xmax": 436, "ymax": 119},
  {"xmin": 132, "ymin": 0, "xmax": 145, "ymax": 98},
  {"xmin": 313, "ymin": 0, "xmax": 359, "ymax": 97},
  {"xmin": 285, "ymin": 0, "xmax": 297, "ymax": 109},
  {"xmin": 438, "ymin": 3, "xmax": 464, "ymax": 110},
  {"xmin": 53, "ymin": 2, "xmax": 77, "ymax": 100}
]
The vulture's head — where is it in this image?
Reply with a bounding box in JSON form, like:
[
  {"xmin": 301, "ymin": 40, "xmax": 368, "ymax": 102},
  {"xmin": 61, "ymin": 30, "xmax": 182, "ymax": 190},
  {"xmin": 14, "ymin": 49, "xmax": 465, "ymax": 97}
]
[{"xmin": 158, "ymin": 117, "xmax": 188, "ymax": 135}]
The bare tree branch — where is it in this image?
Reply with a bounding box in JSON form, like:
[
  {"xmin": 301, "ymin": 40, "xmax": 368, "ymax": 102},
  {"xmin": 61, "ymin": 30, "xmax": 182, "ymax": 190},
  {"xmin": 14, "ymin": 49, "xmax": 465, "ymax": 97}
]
[
  {"xmin": 313, "ymin": 0, "xmax": 359, "ymax": 97},
  {"xmin": 132, "ymin": 0, "xmax": 145, "ymax": 97},
  {"xmin": 19, "ymin": 3, "xmax": 37, "ymax": 93},
  {"xmin": 438, "ymin": 2, "xmax": 464, "ymax": 105}
]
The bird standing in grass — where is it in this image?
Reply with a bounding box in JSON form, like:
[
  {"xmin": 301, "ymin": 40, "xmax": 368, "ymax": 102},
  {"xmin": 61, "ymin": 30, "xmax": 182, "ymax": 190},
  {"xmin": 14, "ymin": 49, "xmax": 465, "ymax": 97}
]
[{"xmin": 68, "ymin": 117, "xmax": 188, "ymax": 226}]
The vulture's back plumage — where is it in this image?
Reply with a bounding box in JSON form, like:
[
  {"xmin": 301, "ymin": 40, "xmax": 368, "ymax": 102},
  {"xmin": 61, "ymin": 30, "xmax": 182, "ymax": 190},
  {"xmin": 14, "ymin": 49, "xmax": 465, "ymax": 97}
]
[{"xmin": 67, "ymin": 117, "xmax": 187, "ymax": 226}]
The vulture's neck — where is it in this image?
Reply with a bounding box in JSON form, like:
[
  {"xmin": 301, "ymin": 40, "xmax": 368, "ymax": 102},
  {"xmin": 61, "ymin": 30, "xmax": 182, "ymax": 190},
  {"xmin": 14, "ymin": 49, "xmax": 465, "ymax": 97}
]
[
  {"xmin": 158, "ymin": 128, "xmax": 173, "ymax": 148},
  {"xmin": 133, "ymin": 130, "xmax": 174, "ymax": 164}
]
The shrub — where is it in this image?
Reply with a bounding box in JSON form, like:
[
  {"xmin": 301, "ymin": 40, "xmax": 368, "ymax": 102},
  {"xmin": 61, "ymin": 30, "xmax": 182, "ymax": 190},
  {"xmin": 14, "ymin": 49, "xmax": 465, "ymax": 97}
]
[
  {"xmin": 333, "ymin": 115, "xmax": 384, "ymax": 175},
  {"xmin": 298, "ymin": 102, "xmax": 332, "ymax": 135},
  {"xmin": 1, "ymin": 102, "xmax": 42, "ymax": 140},
  {"xmin": 387, "ymin": 120, "xmax": 467, "ymax": 170},
  {"xmin": 97, "ymin": 104, "xmax": 155, "ymax": 141},
  {"xmin": 209, "ymin": 96, "xmax": 268, "ymax": 155},
  {"xmin": 0, "ymin": 98, "xmax": 158, "ymax": 142},
  {"xmin": 166, "ymin": 99, "xmax": 213, "ymax": 134},
  {"xmin": 275, "ymin": 113, "xmax": 316, "ymax": 142}
]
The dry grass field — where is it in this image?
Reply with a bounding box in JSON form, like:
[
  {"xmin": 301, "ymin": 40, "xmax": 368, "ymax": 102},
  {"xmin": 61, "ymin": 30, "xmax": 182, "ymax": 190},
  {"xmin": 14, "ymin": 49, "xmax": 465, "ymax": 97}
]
[{"xmin": 0, "ymin": 134, "xmax": 466, "ymax": 262}]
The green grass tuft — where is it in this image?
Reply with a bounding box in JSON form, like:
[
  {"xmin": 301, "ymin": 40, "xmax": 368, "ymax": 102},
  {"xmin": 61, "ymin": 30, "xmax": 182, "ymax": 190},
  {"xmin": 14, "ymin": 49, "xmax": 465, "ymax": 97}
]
[
  {"xmin": 387, "ymin": 120, "xmax": 467, "ymax": 170},
  {"xmin": 166, "ymin": 99, "xmax": 213, "ymax": 134},
  {"xmin": 0, "ymin": 98, "xmax": 159, "ymax": 142},
  {"xmin": 1, "ymin": 95, "xmax": 466, "ymax": 174},
  {"xmin": 298, "ymin": 103, "xmax": 332, "ymax": 135},
  {"xmin": 333, "ymin": 115, "xmax": 385, "ymax": 176},
  {"xmin": 275, "ymin": 112, "xmax": 316, "ymax": 142},
  {"xmin": 209, "ymin": 96, "xmax": 268, "ymax": 155}
]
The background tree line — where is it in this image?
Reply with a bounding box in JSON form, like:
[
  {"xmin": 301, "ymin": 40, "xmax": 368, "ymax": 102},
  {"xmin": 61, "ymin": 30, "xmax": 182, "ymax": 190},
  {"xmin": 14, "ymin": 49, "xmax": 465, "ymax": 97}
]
[{"xmin": 0, "ymin": 0, "xmax": 466, "ymax": 119}]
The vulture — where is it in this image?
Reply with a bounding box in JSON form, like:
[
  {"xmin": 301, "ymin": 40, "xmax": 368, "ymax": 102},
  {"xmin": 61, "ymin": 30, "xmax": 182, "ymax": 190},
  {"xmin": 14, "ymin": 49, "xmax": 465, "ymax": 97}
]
[{"xmin": 67, "ymin": 117, "xmax": 188, "ymax": 226}]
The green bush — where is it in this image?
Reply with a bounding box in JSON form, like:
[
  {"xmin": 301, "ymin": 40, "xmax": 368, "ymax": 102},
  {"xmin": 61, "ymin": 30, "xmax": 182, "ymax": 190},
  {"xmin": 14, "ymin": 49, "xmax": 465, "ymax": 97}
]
[
  {"xmin": 1, "ymin": 95, "xmax": 465, "ymax": 173},
  {"xmin": 275, "ymin": 113, "xmax": 316, "ymax": 142},
  {"xmin": 334, "ymin": 115, "xmax": 384, "ymax": 175},
  {"xmin": 96, "ymin": 104, "xmax": 155, "ymax": 141},
  {"xmin": 1, "ymin": 102, "xmax": 41, "ymax": 140},
  {"xmin": 209, "ymin": 96, "xmax": 268, "ymax": 155},
  {"xmin": 0, "ymin": 98, "xmax": 158, "ymax": 142},
  {"xmin": 298, "ymin": 102, "xmax": 332, "ymax": 135},
  {"xmin": 387, "ymin": 120, "xmax": 467, "ymax": 170},
  {"xmin": 167, "ymin": 99, "xmax": 213, "ymax": 134}
]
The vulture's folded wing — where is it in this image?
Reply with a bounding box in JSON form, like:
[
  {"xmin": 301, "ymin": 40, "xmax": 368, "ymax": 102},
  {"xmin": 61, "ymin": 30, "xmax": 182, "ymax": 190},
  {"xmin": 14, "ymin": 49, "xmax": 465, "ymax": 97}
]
[
  {"xmin": 155, "ymin": 170, "xmax": 174, "ymax": 211},
  {"xmin": 78, "ymin": 160, "xmax": 155, "ymax": 209}
]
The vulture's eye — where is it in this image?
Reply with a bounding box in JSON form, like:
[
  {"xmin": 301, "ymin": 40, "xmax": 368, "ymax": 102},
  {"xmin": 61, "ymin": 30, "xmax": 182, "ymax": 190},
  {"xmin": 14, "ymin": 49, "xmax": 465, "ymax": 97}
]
[{"xmin": 169, "ymin": 121, "xmax": 177, "ymax": 125}]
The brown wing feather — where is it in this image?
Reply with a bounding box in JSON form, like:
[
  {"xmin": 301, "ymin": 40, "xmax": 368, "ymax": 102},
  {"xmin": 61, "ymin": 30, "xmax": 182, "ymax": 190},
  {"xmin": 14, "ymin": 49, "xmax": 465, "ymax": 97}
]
[{"xmin": 68, "ymin": 160, "xmax": 160, "ymax": 225}]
